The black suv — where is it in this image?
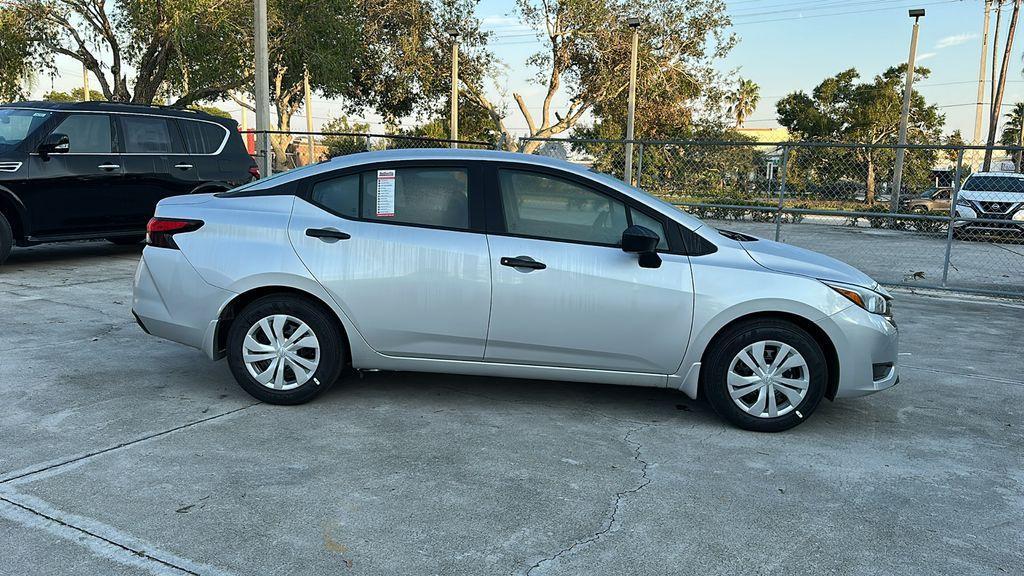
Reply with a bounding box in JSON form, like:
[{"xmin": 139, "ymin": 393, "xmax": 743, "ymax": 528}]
[{"xmin": 0, "ymin": 101, "xmax": 257, "ymax": 263}]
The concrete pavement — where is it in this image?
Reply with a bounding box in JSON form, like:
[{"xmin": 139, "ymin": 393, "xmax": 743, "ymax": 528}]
[{"xmin": 1, "ymin": 241, "xmax": 1021, "ymax": 575}]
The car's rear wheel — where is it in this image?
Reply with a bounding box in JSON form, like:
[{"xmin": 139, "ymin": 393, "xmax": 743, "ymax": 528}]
[
  {"xmin": 226, "ymin": 295, "xmax": 346, "ymax": 404},
  {"xmin": 704, "ymin": 319, "xmax": 827, "ymax": 432},
  {"xmin": 107, "ymin": 235, "xmax": 145, "ymax": 245},
  {"xmin": 0, "ymin": 212, "xmax": 12, "ymax": 264}
]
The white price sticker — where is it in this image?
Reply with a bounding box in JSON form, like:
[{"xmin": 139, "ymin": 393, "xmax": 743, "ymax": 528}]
[{"xmin": 376, "ymin": 169, "xmax": 396, "ymax": 217}]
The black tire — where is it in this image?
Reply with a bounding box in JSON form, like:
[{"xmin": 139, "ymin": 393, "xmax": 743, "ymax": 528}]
[
  {"xmin": 0, "ymin": 212, "xmax": 12, "ymax": 265},
  {"xmin": 703, "ymin": 319, "xmax": 827, "ymax": 432},
  {"xmin": 226, "ymin": 294, "xmax": 346, "ymax": 405},
  {"xmin": 107, "ymin": 235, "xmax": 146, "ymax": 245}
]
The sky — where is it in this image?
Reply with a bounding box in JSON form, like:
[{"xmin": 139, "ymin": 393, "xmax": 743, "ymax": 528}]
[{"xmin": 26, "ymin": 0, "xmax": 1016, "ymax": 142}]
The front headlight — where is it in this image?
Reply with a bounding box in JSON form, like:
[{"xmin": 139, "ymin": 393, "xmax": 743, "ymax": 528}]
[
  {"xmin": 1013, "ymin": 209, "xmax": 1024, "ymax": 222},
  {"xmin": 822, "ymin": 280, "xmax": 890, "ymax": 316},
  {"xmin": 956, "ymin": 198, "xmax": 973, "ymax": 208}
]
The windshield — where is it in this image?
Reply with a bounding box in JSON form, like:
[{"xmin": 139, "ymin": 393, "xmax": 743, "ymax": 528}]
[
  {"xmin": 0, "ymin": 109, "xmax": 51, "ymax": 151},
  {"xmin": 962, "ymin": 175, "xmax": 1024, "ymax": 193}
]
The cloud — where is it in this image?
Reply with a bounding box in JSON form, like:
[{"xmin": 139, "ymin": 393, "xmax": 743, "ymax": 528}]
[
  {"xmin": 936, "ymin": 33, "xmax": 977, "ymax": 49},
  {"xmin": 917, "ymin": 52, "xmax": 938, "ymax": 62}
]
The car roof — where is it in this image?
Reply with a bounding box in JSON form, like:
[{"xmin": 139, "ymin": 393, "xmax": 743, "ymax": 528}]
[
  {"xmin": 0, "ymin": 100, "xmax": 234, "ymax": 125},
  {"xmin": 966, "ymin": 171, "xmax": 1024, "ymax": 178},
  {"xmin": 239, "ymin": 148, "xmax": 705, "ymax": 229}
]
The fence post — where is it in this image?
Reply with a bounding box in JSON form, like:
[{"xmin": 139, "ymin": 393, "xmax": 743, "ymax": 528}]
[
  {"xmin": 774, "ymin": 144, "xmax": 790, "ymax": 242},
  {"xmin": 365, "ymin": 134, "xmax": 372, "ymax": 152},
  {"xmin": 496, "ymin": 133, "xmax": 506, "ymax": 151},
  {"xmin": 634, "ymin": 143, "xmax": 644, "ymax": 188},
  {"xmin": 941, "ymin": 147, "xmax": 963, "ymax": 287}
]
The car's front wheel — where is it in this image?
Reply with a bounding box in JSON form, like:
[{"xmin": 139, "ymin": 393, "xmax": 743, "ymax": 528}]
[
  {"xmin": 226, "ymin": 295, "xmax": 346, "ymax": 404},
  {"xmin": 704, "ymin": 319, "xmax": 827, "ymax": 432},
  {"xmin": 0, "ymin": 212, "xmax": 12, "ymax": 264}
]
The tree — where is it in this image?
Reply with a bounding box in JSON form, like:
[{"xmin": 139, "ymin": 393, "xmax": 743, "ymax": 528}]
[
  {"xmin": 999, "ymin": 102, "xmax": 1024, "ymax": 170},
  {"xmin": 320, "ymin": 116, "xmax": 371, "ymax": 157},
  {"xmin": 0, "ymin": 0, "xmax": 251, "ymax": 105},
  {"xmin": 728, "ymin": 78, "xmax": 760, "ymax": 128},
  {"xmin": 43, "ymin": 88, "xmax": 106, "ymax": 102},
  {"xmin": 776, "ymin": 66, "xmax": 945, "ymax": 204},
  {"xmin": 0, "ymin": 9, "xmax": 35, "ymax": 102},
  {"xmin": 462, "ymin": 0, "xmax": 734, "ymax": 152}
]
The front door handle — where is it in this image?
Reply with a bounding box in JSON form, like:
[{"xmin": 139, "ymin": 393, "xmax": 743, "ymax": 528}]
[
  {"xmin": 174, "ymin": 163, "xmax": 194, "ymax": 170},
  {"xmin": 97, "ymin": 163, "xmax": 120, "ymax": 171},
  {"xmin": 500, "ymin": 256, "xmax": 546, "ymax": 270},
  {"xmin": 306, "ymin": 227, "xmax": 351, "ymax": 241}
]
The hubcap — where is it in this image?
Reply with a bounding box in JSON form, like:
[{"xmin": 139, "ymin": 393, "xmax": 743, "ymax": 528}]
[
  {"xmin": 242, "ymin": 314, "xmax": 320, "ymax": 391},
  {"xmin": 727, "ymin": 340, "xmax": 809, "ymax": 419}
]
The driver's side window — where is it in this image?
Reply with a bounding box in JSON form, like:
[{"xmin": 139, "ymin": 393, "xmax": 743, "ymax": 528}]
[
  {"xmin": 50, "ymin": 114, "xmax": 113, "ymax": 153},
  {"xmin": 498, "ymin": 169, "xmax": 630, "ymax": 245}
]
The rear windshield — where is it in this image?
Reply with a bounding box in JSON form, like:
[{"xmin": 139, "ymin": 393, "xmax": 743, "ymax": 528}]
[
  {"xmin": 962, "ymin": 176, "xmax": 1024, "ymax": 192},
  {"xmin": 0, "ymin": 108, "xmax": 51, "ymax": 150}
]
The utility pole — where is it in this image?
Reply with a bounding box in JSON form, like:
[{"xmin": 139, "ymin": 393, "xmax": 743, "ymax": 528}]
[
  {"xmin": 450, "ymin": 31, "xmax": 460, "ymax": 148},
  {"xmin": 975, "ymin": 0, "xmax": 993, "ymax": 143},
  {"xmin": 304, "ymin": 67, "xmax": 314, "ymax": 165},
  {"xmin": 82, "ymin": 63, "xmax": 90, "ymax": 101},
  {"xmin": 623, "ymin": 17, "xmax": 641, "ymax": 185},
  {"xmin": 891, "ymin": 9, "xmax": 924, "ymax": 213},
  {"xmin": 254, "ymin": 0, "xmax": 272, "ymax": 177},
  {"xmin": 985, "ymin": 0, "xmax": 1022, "ymax": 171}
]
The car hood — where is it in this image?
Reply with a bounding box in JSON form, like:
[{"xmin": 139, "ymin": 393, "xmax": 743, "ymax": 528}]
[
  {"xmin": 958, "ymin": 190, "xmax": 1024, "ymax": 202},
  {"xmin": 739, "ymin": 236, "xmax": 878, "ymax": 289}
]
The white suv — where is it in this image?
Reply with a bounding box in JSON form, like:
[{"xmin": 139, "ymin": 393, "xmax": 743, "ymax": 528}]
[{"xmin": 954, "ymin": 172, "xmax": 1024, "ymax": 236}]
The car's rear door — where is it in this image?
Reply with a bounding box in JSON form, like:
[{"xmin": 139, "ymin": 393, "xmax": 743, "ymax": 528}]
[
  {"xmin": 118, "ymin": 113, "xmax": 199, "ymax": 223},
  {"xmin": 482, "ymin": 165, "xmax": 693, "ymax": 374},
  {"xmin": 288, "ymin": 161, "xmax": 491, "ymax": 360}
]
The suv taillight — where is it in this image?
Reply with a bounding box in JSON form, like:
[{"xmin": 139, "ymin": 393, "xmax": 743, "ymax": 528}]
[{"xmin": 146, "ymin": 218, "xmax": 203, "ymax": 249}]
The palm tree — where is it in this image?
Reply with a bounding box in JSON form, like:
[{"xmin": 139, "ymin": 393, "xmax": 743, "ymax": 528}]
[
  {"xmin": 1000, "ymin": 101, "xmax": 1024, "ymax": 170},
  {"xmin": 728, "ymin": 78, "xmax": 760, "ymax": 128}
]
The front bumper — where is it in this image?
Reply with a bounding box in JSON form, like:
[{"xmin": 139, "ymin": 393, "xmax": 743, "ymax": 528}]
[
  {"xmin": 132, "ymin": 246, "xmax": 234, "ymax": 357},
  {"xmin": 816, "ymin": 304, "xmax": 900, "ymax": 398}
]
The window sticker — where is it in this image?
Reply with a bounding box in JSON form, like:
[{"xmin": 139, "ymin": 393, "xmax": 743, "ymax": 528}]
[{"xmin": 376, "ymin": 169, "xmax": 396, "ymax": 217}]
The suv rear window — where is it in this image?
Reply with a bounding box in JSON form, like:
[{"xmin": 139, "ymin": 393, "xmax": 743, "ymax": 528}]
[{"xmin": 179, "ymin": 120, "xmax": 227, "ymax": 154}]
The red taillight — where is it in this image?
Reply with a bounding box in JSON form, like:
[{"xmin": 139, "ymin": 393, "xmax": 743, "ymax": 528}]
[
  {"xmin": 146, "ymin": 218, "xmax": 204, "ymax": 249},
  {"xmin": 248, "ymin": 165, "xmax": 260, "ymax": 180}
]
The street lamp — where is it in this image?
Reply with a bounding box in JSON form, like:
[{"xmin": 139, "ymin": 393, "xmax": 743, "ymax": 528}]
[
  {"xmin": 450, "ymin": 31, "xmax": 460, "ymax": 149},
  {"xmin": 891, "ymin": 8, "xmax": 925, "ymax": 211},
  {"xmin": 623, "ymin": 17, "xmax": 641, "ymax": 185}
]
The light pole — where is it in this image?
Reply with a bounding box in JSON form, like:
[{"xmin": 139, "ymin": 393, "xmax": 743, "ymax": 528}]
[
  {"xmin": 623, "ymin": 17, "xmax": 640, "ymax": 185},
  {"xmin": 891, "ymin": 8, "xmax": 924, "ymax": 212},
  {"xmin": 450, "ymin": 31, "xmax": 460, "ymax": 149},
  {"xmin": 303, "ymin": 66, "xmax": 314, "ymax": 165},
  {"xmin": 254, "ymin": 0, "xmax": 272, "ymax": 177}
]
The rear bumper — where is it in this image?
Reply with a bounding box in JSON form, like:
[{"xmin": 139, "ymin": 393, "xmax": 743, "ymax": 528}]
[
  {"xmin": 132, "ymin": 246, "xmax": 233, "ymax": 358},
  {"xmin": 816, "ymin": 305, "xmax": 900, "ymax": 398}
]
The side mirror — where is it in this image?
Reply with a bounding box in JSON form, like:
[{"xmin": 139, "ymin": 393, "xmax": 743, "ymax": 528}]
[
  {"xmin": 621, "ymin": 225, "xmax": 662, "ymax": 269},
  {"xmin": 38, "ymin": 133, "xmax": 70, "ymax": 158}
]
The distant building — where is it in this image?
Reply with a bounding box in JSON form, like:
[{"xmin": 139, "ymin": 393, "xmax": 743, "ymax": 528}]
[{"xmin": 735, "ymin": 127, "xmax": 789, "ymax": 143}]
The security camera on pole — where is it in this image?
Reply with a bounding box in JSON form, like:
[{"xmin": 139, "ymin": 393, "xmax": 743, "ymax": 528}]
[{"xmin": 891, "ymin": 9, "xmax": 925, "ymax": 212}]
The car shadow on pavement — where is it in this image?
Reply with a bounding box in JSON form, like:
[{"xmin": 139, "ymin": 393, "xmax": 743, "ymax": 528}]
[{"xmin": 3, "ymin": 241, "xmax": 143, "ymax": 267}]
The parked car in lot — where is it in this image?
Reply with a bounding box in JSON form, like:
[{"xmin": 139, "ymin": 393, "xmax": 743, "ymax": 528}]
[
  {"xmin": 954, "ymin": 172, "xmax": 1024, "ymax": 238},
  {"xmin": 903, "ymin": 187, "xmax": 952, "ymax": 213},
  {"xmin": 132, "ymin": 150, "xmax": 899, "ymax": 431},
  {"xmin": 0, "ymin": 101, "xmax": 257, "ymax": 263}
]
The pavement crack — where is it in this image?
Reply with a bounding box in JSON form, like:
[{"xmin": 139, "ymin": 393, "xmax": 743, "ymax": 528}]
[
  {"xmin": 0, "ymin": 403, "xmax": 260, "ymax": 485},
  {"xmin": 0, "ymin": 494, "xmax": 198, "ymax": 575},
  {"xmin": 521, "ymin": 425, "xmax": 652, "ymax": 576}
]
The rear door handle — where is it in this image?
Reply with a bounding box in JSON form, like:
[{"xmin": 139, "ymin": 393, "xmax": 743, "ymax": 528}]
[
  {"xmin": 97, "ymin": 163, "xmax": 120, "ymax": 171},
  {"xmin": 306, "ymin": 227, "xmax": 351, "ymax": 241},
  {"xmin": 174, "ymin": 163, "xmax": 194, "ymax": 170},
  {"xmin": 500, "ymin": 256, "xmax": 546, "ymax": 270}
]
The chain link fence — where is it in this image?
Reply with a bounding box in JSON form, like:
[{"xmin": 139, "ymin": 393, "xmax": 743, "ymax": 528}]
[{"xmin": 524, "ymin": 137, "xmax": 1024, "ymax": 298}]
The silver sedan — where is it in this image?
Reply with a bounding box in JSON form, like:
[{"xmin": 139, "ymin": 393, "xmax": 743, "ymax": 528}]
[{"xmin": 132, "ymin": 149, "xmax": 898, "ymax": 431}]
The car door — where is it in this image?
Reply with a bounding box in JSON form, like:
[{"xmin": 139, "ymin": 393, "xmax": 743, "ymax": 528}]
[
  {"xmin": 483, "ymin": 166, "xmax": 694, "ymax": 374},
  {"xmin": 119, "ymin": 114, "xmax": 199, "ymax": 225},
  {"xmin": 24, "ymin": 112, "xmax": 124, "ymax": 235},
  {"xmin": 288, "ymin": 162, "xmax": 492, "ymax": 360},
  {"xmin": 932, "ymin": 188, "xmax": 951, "ymax": 212}
]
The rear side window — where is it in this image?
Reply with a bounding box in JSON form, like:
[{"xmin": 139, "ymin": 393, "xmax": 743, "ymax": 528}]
[
  {"xmin": 498, "ymin": 169, "xmax": 628, "ymax": 245},
  {"xmin": 178, "ymin": 120, "xmax": 228, "ymax": 154},
  {"xmin": 310, "ymin": 174, "xmax": 359, "ymax": 218},
  {"xmin": 121, "ymin": 116, "xmax": 182, "ymax": 153},
  {"xmin": 360, "ymin": 168, "xmax": 469, "ymax": 229},
  {"xmin": 51, "ymin": 114, "xmax": 112, "ymax": 153}
]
